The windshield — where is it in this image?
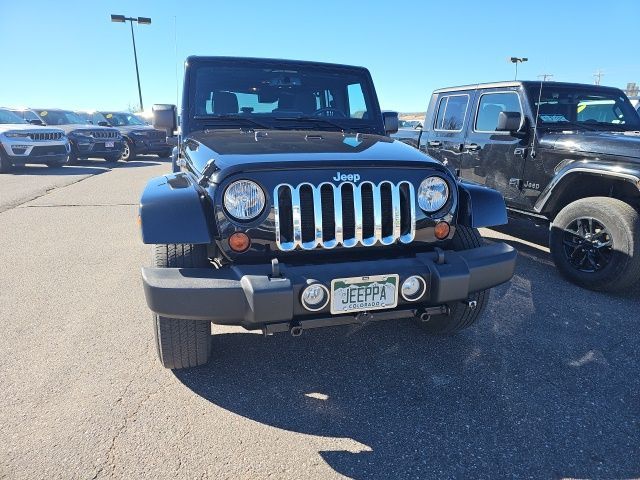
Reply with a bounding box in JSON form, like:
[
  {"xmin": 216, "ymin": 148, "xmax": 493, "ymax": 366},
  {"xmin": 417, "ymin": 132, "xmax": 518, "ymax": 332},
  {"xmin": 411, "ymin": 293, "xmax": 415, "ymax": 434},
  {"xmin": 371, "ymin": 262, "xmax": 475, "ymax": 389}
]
[
  {"xmin": 0, "ymin": 109, "xmax": 27, "ymax": 124},
  {"xmin": 36, "ymin": 110, "xmax": 87, "ymax": 126},
  {"xmin": 102, "ymin": 112, "xmax": 145, "ymax": 126},
  {"xmin": 190, "ymin": 61, "xmax": 378, "ymax": 132},
  {"xmin": 527, "ymin": 85, "xmax": 640, "ymax": 130}
]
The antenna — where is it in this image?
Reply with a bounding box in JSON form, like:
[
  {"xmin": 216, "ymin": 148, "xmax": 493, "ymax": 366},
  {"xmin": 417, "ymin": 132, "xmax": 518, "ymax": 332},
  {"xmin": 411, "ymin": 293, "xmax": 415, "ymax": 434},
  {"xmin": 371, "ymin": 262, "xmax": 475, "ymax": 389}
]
[
  {"xmin": 530, "ymin": 78, "xmax": 544, "ymax": 159},
  {"xmin": 174, "ymin": 15, "xmax": 182, "ymax": 155},
  {"xmin": 593, "ymin": 69, "xmax": 604, "ymax": 85},
  {"xmin": 537, "ymin": 74, "xmax": 554, "ymax": 81}
]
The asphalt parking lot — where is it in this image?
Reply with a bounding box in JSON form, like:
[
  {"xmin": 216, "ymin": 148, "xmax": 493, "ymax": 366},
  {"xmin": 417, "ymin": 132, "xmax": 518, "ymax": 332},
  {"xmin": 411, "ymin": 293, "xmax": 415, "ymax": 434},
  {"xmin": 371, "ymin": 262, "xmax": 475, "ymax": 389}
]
[{"xmin": 1, "ymin": 158, "xmax": 639, "ymax": 479}]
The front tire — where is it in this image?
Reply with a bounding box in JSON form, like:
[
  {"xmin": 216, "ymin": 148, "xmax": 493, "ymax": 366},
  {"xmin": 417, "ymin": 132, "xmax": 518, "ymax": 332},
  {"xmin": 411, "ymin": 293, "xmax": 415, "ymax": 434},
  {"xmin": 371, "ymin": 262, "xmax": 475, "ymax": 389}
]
[
  {"xmin": 0, "ymin": 149, "xmax": 13, "ymax": 173},
  {"xmin": 415, "ymin": 225, "xmax": 488, "ymax": 334},
  {"xmin": 120, "ymin": 139, "xmax": 136, "ymax": 161},
  {"xmin": 158, "ymin": 149, "xmax": 173, "ymax": 159},
  {"xmin": 550, "ymin": 197, "xmax": 640, "ymax": 292},
  {"xmin": 152, "ymin": 244, "xmax": 211, "ymax": 369}
]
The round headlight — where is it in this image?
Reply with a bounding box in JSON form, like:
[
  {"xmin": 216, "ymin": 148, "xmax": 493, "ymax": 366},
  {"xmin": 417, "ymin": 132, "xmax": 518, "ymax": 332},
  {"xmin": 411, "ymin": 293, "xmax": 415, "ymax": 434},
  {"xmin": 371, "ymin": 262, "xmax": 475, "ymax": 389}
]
[
  {"xmin": 418, "ymin": 176, "xmax": 449, "ymax": 212},
  {"xmin": 224, "ymin": 180, "xmax": 266, "ymax": 220}
]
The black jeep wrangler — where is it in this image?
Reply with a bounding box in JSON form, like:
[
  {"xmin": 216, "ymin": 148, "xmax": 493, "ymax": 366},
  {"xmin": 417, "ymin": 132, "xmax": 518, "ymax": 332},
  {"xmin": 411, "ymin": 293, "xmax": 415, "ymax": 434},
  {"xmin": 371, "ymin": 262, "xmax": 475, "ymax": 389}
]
[
  {"xmin": 139, "ymin": 56, "xmax": 516, "ymax": 370},
  {"xmin": 396, "ymin": 81, "xmax": 640, "ymax": 292}
]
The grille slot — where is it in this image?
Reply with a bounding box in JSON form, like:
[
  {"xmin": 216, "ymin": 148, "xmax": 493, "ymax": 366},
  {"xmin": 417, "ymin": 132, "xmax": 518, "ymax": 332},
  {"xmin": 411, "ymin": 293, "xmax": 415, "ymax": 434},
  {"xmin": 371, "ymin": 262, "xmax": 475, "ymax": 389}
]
[{"xmin": 274, "ymin": 181, "xmax": 415, "ymax": 251}]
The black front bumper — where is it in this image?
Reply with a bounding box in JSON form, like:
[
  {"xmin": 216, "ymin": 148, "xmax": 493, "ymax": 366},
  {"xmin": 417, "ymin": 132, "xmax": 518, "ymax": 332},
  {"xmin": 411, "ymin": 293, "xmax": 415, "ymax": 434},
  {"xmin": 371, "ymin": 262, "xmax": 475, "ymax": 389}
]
[
  {"xmin": 73, "ymin": 140, "xmax": 124, "ymax": 158},
  {"xmin": 133, "ymin": 138, "xmax": 171, "ymax": 154},
  {"xmin": 142, "ymin": 243, "xmax": 516, "ymax": 330}
]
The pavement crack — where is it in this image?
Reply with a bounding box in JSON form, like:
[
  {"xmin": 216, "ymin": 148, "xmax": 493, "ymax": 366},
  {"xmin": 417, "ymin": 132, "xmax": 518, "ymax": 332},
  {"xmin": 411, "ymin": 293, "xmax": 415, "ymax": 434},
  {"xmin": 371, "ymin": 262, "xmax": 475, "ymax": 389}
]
[
  {"xmin": 0, "ymin": 169, "xmax": 109, "ymax": 214},
  {"xmin": 19, "ymin": 203, "xmax": 137, "ymax": 208}
]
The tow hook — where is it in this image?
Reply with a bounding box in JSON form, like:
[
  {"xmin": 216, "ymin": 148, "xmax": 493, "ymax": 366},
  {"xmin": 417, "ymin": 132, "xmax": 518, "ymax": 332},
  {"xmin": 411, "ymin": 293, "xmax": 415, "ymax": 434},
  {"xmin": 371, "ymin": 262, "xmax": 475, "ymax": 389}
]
[
  {"xmin": 290, "ymin": 323, "xmax": 303, "ymax": 337},
  {"xmin": 417, "ymin": 305, "xmax": 449, "ymax": 323},
  {"xmin": 355, "ymin": 311, "xmax": 373, "ymax": 324}
]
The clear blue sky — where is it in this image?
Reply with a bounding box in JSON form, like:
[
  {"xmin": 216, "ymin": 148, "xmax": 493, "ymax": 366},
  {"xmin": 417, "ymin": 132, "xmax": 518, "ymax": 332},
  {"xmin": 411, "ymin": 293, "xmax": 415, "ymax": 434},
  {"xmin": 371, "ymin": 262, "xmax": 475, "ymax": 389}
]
[{"xmin": 1, "ymin": 0, "xmax": 638, "ymax": 113}]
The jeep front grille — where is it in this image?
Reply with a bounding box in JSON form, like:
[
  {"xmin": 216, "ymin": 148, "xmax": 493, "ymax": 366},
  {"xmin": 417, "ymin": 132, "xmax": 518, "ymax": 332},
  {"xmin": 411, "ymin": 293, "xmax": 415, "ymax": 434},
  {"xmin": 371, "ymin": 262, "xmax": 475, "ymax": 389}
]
[
  {"xmin": 82, "ymin": 130, "xmax": 118, "ymax": 139},
  {"xmin": 29, "ymin": 132, "xmax": 64, "ymax": 141},
  {"xmin": 274, "ymin": 181, "xmax": 415, "ymax": 251}
]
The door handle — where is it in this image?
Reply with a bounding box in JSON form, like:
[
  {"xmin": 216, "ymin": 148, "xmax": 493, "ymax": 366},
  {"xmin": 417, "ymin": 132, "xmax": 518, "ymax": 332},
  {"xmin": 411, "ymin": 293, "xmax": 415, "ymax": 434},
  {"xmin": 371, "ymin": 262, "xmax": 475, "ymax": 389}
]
[
  {"xmin": 427, "ymin": 140, "xmax": 442, "ymax": 148},
  {"xmin": 465, "ymin": 143, "xmax": 480, "ymax": 152}
]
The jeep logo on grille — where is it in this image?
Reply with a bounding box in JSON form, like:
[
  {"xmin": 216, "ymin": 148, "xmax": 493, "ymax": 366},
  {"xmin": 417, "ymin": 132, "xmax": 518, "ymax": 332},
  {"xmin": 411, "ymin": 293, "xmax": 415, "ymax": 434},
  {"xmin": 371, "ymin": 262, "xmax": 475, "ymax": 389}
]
[{"xmin": 332, "ymin": 172, "xmax": 360, "ymax": 183}]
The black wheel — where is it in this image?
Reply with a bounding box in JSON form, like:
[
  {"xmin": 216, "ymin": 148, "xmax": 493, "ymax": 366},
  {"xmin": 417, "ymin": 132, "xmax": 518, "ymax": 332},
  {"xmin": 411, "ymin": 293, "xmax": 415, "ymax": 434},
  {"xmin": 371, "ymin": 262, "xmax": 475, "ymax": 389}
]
[
  {"xmin": 0, "ymin": 148, "xmax": 13, "ymax": 173},
  {"xmin": 415, "ymin": 225, "xmax": 488, "ymax": 334},
  {"xmin": 550, "ymin": 197, "xmax": 640, "ymax": 292},
  {"xmin": 67, "ymin": 152, "xmax": 78, "ymax": 165},
  {"xmin": 152, "ymin": 244, "xmax": 211, "ymax": 369},
  {"xmin": 120, "ymin": 139, "xmax": 136, "ymax": 161},
  {"xmin": 158, "ymin": 149, "xmax": 173, "ymax": 159}
]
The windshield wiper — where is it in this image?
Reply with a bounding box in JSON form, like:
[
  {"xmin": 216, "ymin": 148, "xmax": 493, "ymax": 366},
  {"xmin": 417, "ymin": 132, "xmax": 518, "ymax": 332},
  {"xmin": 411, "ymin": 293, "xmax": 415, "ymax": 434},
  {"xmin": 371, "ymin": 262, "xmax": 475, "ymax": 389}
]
[
  {"xmin": 540, "ymin": 120, "xmax": 599, "ymax": 132},
  {"xmin": 274, "ymin": 116, "xmax": 349, "ymax": 132},
  {"xmin": 194, "ymin": 114, "xmax": 270, "ymax": 130}
]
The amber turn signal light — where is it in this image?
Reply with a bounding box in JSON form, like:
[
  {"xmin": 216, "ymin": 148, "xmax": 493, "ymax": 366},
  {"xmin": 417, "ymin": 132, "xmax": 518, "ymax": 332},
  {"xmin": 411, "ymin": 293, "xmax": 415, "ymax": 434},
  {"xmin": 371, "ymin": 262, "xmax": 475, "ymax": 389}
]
[
  {"xmin": 434, "ymin": 221, "xmax": 450, "ymax": 240},
  {"xmin": 229, "ymin": 232, "xmax": 251, "ymax": 252}
]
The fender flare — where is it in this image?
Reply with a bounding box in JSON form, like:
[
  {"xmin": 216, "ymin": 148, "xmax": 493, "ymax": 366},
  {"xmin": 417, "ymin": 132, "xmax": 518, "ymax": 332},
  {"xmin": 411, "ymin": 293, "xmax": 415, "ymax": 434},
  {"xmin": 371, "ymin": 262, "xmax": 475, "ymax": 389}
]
[
  {"xmin": 457, "ymin": 182, "xmax": 508, "ymax": 228},
  {"xmin": 533, "ymin": 161, "xmax": 640, "ymax": 213},
  {"xmin": 139, "ymin": 173, "xmax": 213, "ymax": 245}
]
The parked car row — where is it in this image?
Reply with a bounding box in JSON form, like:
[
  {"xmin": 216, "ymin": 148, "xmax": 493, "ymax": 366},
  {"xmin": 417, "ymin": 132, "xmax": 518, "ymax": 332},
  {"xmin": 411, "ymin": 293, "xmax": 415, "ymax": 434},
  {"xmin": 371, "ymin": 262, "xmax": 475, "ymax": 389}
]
[
  {"xmin": 393, "ymin": 80, "xmax": 640, "ymax": 292},
  {"xmin": 0, "ymin": 107, "xmax": 172, "ymax": 173}
]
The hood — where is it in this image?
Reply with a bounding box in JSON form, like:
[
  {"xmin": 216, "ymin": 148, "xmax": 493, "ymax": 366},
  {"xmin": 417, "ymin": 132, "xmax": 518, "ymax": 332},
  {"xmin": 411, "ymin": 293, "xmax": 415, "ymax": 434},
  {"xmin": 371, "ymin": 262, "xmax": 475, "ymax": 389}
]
[
  {"xmin": 539, "ymin": 130, "xmax": 640, "ymax": 160},
  {"xmin": 0, "ymin": 123, "xmax": 65, "ymax": 134},
  {"xmin": 53, "ymin": 124, "xmax": 119, "ymax": 135},
  {"xmin": 186, "ymin": 129, "xmax": 440, "ymax": 178},
  {"xmin": 111, "ymin": 124, "xmax": 156, "ymax": 134}
]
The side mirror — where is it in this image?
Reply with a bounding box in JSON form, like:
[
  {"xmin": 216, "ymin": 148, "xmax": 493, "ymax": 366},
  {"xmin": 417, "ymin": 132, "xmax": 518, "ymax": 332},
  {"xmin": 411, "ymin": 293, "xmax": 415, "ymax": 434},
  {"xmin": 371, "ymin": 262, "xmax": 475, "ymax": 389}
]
[
  {"xmin": 97, "ymin": 121, "xmax": 110, "ymax": 127},
  {"xmin": 496, "ymin": 111, "xmax": 522, "ymax": 133},
  {"xmin": 153, "ymin": 104, "xmax": 177, "ymax": 137},
  {"xmin": 28, "ymin": 119, "xmax": 44, "ymax": 126},
  {"xmin": 382, "ymin": 111, "xmax": 399, "ymax": 135}
]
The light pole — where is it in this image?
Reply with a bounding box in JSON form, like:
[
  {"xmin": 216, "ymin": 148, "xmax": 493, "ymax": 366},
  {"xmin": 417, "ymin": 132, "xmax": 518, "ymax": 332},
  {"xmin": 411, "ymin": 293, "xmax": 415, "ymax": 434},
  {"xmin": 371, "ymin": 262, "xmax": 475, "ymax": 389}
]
[
  {"xmin": 111, "ymin": 15, "xmax": 151, "ymax": 111},
  {"xmin": 509, "ymin": 57, "xmax": 528, "ymax": 80}
]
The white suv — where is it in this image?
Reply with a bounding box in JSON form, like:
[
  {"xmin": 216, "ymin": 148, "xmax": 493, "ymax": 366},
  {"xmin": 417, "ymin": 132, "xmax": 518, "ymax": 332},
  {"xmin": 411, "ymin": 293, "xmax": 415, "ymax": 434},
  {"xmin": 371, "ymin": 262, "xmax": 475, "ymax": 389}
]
[{"xmin": 0, "ymin": 108, "xmax": 70, "ymax": 172}]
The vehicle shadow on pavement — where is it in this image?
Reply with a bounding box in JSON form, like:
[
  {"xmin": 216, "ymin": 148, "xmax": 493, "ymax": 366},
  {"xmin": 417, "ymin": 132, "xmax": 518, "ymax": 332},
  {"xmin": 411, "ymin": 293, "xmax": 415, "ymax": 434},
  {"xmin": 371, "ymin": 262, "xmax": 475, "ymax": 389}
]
[
  {"xmin": 112, "ymin": 160, "xmax": 162, "ymax": 168},
  {"xmin": 175, "ymin": 241, "xmax": 640, "ymax": 478},
  {"xmin": 7, "ymin": 165, "xmax": 109, "ymax": 176}
]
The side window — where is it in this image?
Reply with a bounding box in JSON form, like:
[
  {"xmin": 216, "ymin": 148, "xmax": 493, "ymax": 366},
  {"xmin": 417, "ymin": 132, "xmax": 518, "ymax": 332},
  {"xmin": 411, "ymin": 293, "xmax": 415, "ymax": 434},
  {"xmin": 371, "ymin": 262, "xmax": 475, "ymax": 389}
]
[
  {"xmin": 347, "ymin": 83, "xmax": 367, "ymax": 119},
  {"xmin": 434, "ymin": 94, "xmax": 469, "ymax": 131},
  {"xmin": 475, "ymin": 92, "xmax": 521, "ymax": 132}
]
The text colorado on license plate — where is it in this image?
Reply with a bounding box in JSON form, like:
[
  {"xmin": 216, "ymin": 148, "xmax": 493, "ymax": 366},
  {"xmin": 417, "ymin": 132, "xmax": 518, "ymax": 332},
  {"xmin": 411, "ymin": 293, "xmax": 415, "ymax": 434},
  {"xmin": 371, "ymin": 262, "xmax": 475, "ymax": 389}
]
[{"xmin": 330, "ymin": 274, "xmax": 399, "ymax": 314}]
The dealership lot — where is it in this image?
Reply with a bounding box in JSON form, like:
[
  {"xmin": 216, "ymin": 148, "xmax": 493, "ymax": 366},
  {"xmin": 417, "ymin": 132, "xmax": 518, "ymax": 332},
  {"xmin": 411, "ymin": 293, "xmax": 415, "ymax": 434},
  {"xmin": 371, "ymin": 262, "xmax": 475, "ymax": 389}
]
[{"xmin": 1, "ymin": 159, "xmax": 638, "ymax": 479}]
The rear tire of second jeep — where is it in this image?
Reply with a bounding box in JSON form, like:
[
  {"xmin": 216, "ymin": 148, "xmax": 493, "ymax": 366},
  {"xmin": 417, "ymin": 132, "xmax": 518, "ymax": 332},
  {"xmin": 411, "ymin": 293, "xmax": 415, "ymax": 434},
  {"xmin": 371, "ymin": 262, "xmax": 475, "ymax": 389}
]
[{"xmin": 152, "ymin": 244, "xmax": 212, "ymax": 370}]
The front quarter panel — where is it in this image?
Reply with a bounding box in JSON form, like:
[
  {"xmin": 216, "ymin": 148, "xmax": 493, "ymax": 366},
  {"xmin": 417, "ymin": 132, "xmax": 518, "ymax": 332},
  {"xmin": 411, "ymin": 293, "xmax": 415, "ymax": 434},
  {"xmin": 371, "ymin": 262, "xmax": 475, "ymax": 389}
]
[
  {"xmin": 457, "ymin": 182, "xmax": 508, "ymax": 228},
  {"xmin": 140, "ymin": 173, "xmax": 213, "ymax": 245}
]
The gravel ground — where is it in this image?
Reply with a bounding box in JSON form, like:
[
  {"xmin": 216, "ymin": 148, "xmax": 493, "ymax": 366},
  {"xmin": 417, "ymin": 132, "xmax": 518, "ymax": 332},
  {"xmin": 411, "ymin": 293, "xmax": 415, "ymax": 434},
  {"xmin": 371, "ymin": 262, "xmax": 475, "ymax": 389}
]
[{"xmin": 1, "ymin": 158, "xmax": 638, "ymax": 479}]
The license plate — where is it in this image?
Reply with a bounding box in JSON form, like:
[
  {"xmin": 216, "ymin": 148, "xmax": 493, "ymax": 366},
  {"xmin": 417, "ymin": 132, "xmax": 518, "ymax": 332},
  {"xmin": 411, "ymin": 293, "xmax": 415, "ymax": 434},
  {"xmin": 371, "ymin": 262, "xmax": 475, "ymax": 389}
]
[
  {"xmin": 105, "ymin": 141, "xmax": 115, "ymax": 148},
  {"xmin": 330, "ymin": 274, "xmax": 399, "ymax": 314}
]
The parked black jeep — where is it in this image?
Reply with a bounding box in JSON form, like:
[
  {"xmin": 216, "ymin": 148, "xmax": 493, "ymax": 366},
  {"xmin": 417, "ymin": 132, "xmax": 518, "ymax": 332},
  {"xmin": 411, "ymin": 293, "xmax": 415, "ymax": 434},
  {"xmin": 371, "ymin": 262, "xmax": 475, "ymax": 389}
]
[
  {"xmin": 396, "ymin": 81, "xmax": 640, "ymax": 292},
  {"xmin": 139, "ymin": 56, "xmax": 516, "ymax": 370},
  {"xmin": 90, "ymin": 111, "xmax": 173, "ymax": 161},
  {"xmin": 34, "ymin": 109, "xmax": 124, "ymax": 163}
]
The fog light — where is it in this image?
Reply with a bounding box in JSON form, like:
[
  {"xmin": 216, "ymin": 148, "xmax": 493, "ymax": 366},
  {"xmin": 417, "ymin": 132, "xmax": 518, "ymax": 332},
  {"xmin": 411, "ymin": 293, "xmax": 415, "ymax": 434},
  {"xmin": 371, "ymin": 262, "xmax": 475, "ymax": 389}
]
[
  {"xmin": 228, "ymin": 232, "xmax": 251, "ymax": 252},
  {"xmin": 301, "ymin": 283, "xmax": 330, "ymax": 311},
  {"xmin": 434, "ymin": 221, "xmax": 450, "ymax": 240},
  {"xmin": 401, "ymin": 275, "xmax": 426, "ymax": 302}
]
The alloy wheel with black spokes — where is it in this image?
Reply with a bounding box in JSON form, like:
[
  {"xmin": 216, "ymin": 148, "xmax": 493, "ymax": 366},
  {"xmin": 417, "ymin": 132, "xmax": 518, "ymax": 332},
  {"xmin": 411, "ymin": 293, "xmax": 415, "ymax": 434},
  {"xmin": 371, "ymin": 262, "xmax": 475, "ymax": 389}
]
[
  {"xmin": 550, "ymin": 197, "xmax": 640, "ymax": 292},
  {"xmin": 562, "ymin": 217, "xmax": 613, "ymax": 273}
]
